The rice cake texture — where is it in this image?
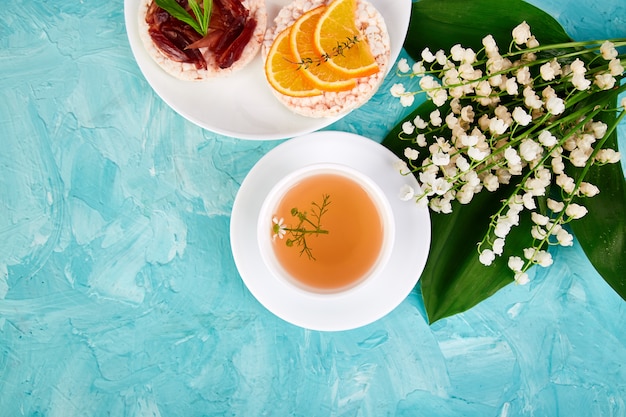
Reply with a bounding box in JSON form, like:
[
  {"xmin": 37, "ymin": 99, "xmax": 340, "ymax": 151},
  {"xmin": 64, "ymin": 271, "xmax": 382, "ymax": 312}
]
[
  {"xmin": 263, "ymin": 0, "xmax": 390, "ymax": 118},
  {"xmin": 139, "ymin": 0, "xmax": 267, "ymax": 81}
]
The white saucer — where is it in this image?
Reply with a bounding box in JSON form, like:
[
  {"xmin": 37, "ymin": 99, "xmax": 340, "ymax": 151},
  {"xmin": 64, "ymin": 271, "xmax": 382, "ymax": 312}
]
[
  {"xmin": 230, "ymin": 131, "xmax": 431, "ymax": 331},
  {"xmin": 123, "ymin": 0, "xmax": 412, "ymax": 140}
]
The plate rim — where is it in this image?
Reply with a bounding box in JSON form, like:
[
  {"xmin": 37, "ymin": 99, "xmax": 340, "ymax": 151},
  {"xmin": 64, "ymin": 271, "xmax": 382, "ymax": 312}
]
[
  {"xmin": 230, "ymin": 131, "xmax": 431, "ymax": 331},
  {"xmin": 123, "ymin": 0, "xmax": 413, "ymax": 140}
]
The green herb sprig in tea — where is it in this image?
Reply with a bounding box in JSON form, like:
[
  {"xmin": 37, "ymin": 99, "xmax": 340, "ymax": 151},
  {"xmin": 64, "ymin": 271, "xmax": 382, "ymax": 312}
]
[{"xmin": 272, "ymin": 194, "xmax": 331, "ymax": 260}]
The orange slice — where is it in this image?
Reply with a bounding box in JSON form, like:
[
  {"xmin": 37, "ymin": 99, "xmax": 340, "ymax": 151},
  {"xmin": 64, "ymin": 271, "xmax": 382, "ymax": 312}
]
[
  {"xmin": 290, "ymin": 6, "xmax": 357, "ymax": 92},
  {"xmin": 313, "ymin": 0, "xmax": 379, "ymax": 78},
  {"xmin": 265, "ymin": 28, "xmax": 322, "ymax": 97}
]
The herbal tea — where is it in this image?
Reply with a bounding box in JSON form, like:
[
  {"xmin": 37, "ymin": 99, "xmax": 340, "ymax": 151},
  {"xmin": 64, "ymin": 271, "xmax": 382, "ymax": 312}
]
[{"xmin": 271, "ymin": 172, "xmax": 385, "ymax": 291}]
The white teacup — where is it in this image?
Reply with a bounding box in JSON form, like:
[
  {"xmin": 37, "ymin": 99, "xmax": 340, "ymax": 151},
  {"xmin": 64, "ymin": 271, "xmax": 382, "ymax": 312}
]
[{"xmin": 257, "ymin": 163, "xmax": 395, "ymax": 296}]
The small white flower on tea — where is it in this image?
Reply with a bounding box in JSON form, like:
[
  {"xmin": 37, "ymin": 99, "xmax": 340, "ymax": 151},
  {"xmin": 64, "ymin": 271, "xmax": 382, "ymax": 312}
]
[
  {"xmin": 565, "ymin": 203, "xmax": 588, "ymax": 219},
  {"xmin": 404, "ymin": 147, "xmax": 419, "ymax": 161},
  {"xmin": 272, "ymin": 217, "xmax": 286, "ymax": 241},
  {"xmin": 600, "ymin": 40, "xmax": 618, "ymax": 60},
  {"xmin": 398, "ymin": 184, "xmax": 415, "ymax": 201},
  {"xmin": 402, "ymin": 121, "xmax": 415, "ymax": 135},
  {"xmin": 415, "ymin": 134, "xmax": 427, "ymax": 147},
  {"xmin": 512, "ymin": 21, "xmax": 532, "ymax": 45},
  {"xmin": 397, "ymin": 58, "xmax": 411, "ymax": 73},
  {"xmin": 479, "ymin": 249, "xmax": 496, "ymax": 266}
]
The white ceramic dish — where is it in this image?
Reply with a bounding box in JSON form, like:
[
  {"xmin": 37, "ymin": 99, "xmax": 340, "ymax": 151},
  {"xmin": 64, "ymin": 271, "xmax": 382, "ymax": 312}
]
[
  {"xmin": 230, "ymin": 131, "xmax": 431, "ymax": 331},
  {"xmin": 124, "ymin": 0, "xmax": 412, "ymax": 140}
]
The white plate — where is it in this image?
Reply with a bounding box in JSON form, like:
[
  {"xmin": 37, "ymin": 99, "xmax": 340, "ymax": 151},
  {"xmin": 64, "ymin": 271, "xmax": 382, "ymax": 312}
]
[
  {"xmin": 124, "ymin": 0, "xmax": 412, "ymax": 140},
  {"xmin": 230, "ymin": 131, "xmax": 431, "ymax": 331}
]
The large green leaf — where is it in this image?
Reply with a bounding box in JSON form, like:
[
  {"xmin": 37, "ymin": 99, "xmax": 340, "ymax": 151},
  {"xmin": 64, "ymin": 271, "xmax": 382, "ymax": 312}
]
[
  {"xmin": 384, "ymin": 0, "xmax": 625, "ymax": 323},
  {"xmin": 570, "ymin": 107, "xmax": 626, "ymax": 299},
  {"xmin": 384, "ymin": 107, "xmax": 536, "ymax": 322},
  {"xmin": 405, "ymin": 0, "xmax": 570, "ymax": 62}
]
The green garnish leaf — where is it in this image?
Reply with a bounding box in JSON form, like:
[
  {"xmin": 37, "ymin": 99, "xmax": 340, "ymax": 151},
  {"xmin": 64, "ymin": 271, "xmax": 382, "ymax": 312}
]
[{"xmin": 154, "ymin": 0, "xmax": 213, "ymax": 37}]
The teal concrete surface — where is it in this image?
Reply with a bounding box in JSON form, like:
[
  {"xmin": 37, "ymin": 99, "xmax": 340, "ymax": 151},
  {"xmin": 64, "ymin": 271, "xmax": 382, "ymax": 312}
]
[{"xmin": 1, "ymin": 0, "xmax": 625, "ymax": 415}]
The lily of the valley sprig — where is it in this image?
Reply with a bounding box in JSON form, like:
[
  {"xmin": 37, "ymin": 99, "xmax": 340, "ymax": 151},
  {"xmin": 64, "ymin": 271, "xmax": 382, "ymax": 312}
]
[{"xmin": 390, "ymin": 21, "xmax": 625, "ymax": 284}]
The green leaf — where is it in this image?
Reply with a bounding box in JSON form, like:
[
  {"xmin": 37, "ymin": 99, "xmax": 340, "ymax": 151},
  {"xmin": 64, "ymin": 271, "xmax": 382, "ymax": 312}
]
[
  {"xmin": 405, "ymin": 0, "xmax": 571, "ymax": 62},
  {"xmin": 188, "ymin": 0, "xmax": 213, "ymax": 35},
  {"xmin": 154, "ymin": 0, "xmax": 205, "ymax": 36},
  {"xmin": 384, "ymin": 0, "xmax": 614, "ymax": 323},
  {"xmin": 383, "ymin": 103, "xmax": 535, "ymax": 322},
  {"xmin": 570, "ymin": 106, "xmax": 626, "ymax": 300}
]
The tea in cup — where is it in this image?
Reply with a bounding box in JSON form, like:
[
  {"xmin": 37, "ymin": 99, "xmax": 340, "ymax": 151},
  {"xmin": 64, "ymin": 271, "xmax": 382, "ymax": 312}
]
[{"xmin": 258, "ymin": 163, "xmax": 394, "ymax": 294}]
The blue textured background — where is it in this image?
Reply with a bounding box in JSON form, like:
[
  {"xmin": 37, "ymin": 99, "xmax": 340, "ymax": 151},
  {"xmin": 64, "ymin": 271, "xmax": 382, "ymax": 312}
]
[{"xmin": 1, "ymin": 0, "xmax": 625, "ymax": 415}]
